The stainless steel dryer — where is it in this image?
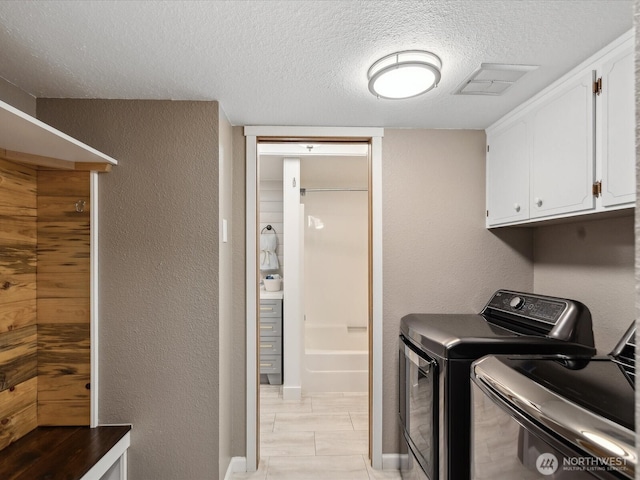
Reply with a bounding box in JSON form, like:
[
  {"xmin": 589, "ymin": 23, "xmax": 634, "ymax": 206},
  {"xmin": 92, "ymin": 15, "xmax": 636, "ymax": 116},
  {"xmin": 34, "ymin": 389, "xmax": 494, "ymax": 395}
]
[
  {"xmin": 399, "ymin": 289, "xmax": 597, "ymax": 480},
  {"xmin": 471, "ymin": 322, "xmax": 635, "ymax": 479}
]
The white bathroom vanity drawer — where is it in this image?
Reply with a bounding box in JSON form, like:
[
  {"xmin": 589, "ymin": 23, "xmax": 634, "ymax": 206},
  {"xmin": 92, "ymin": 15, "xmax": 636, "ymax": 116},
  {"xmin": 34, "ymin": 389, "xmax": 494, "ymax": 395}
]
[
  {"xmin": 260, "ymin": 337, "xmax": 282, "ymax": 355},
  {"xmin": 259, "ymin": 299, "xmax": 282, "ymax": 318},
  {"xmin": 259, "ymin": 298, "xmax": 283, "ymax": 385},
  {"xmin": 259, "ymin": 355, "xmax": 282, "ymax": 375},
  {"xmin": 259, "ymin": 315, "xmax": 282, "ymax": 337}
]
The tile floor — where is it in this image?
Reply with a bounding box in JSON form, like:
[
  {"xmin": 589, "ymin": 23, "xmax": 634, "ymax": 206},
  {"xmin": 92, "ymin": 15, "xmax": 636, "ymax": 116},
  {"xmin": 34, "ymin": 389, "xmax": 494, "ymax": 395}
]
[{"xmin": 231, "ymin": 386, "xmax": 402, "ymax": 480}]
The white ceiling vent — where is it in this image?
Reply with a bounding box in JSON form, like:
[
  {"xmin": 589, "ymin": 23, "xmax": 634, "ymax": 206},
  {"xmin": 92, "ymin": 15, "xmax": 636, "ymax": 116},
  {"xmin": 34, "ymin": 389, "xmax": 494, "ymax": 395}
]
[{"xmin": 454, "ymin": 63, "xmax": 539, "ymax": 96}]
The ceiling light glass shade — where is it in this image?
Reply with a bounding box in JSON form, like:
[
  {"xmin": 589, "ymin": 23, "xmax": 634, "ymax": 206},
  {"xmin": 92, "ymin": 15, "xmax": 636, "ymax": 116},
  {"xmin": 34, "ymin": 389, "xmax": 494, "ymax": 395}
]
[{"xmin": 368, "ymin": 50, "xmax": 442, "ymax": 99}]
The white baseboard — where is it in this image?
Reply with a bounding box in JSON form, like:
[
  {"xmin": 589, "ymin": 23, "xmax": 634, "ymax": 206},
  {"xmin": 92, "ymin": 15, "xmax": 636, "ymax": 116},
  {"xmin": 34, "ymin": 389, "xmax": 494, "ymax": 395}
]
[
  {"xmin": 282, "ymin": 385, "xmax": 301, "ymax": 401},
  {"xmin": 382, "ymin": 453, "xmax": 408, "ymax": 470},
  {"xmin": 224, "ymin": 457, "xmax": 247, "ymax": 480},
  {"xmin": 226, "ymin": 453, "xmax": 402, "ymax": 477},
  {"xmin": 227, "ymin": 453, "xmax": 404, "ymax": 477}
]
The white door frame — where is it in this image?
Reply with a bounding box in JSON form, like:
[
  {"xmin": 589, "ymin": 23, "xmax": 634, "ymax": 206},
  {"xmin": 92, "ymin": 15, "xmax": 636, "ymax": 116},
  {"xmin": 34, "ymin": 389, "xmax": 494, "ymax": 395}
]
[{"xmin": 244, "ymin": 126, "xmax": 384, "ymax": 471}]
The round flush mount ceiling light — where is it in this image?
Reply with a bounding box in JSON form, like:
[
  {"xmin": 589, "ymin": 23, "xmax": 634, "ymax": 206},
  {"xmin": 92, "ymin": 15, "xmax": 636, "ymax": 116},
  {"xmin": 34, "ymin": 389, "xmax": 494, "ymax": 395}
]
[{"xmin": 367, "ymin": 50, "xmax": 442, "ymax": 100}]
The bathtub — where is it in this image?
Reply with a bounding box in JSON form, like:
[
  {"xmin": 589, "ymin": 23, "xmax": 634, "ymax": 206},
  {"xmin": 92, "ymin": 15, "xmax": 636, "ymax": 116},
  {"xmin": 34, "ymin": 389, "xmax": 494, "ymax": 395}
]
[{"xmin": 303, "ymin": 323, "xmax": 368, "ymax": 393}]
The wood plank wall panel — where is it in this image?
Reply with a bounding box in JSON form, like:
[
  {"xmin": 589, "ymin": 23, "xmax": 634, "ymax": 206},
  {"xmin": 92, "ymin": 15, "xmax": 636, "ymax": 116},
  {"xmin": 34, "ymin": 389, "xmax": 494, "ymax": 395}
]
[
  {"xmin": 36, "ymin": 298, "xmax": 89, "ymax": 325},
  {"xmin": 37, "ymin": 170, "xmax": 91, "ymax": 426},
  {"xmin": 0, "ymin": 159, "xmax": 37, "ymax": 212},
  {"xmin": 0, "ymin": 160, "xmax": 38, "ymax": 449},
  {"xmin": 0, "ymin": 377, "xmax": 37, "ymax": 450},
  {"xmin": 0, "ymin": 326, "xmax": 37, "ymax": 391}
]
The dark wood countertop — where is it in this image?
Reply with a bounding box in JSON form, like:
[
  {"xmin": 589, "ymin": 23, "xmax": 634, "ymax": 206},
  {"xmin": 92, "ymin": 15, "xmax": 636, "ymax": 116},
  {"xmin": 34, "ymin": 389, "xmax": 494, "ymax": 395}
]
[{"xmin": 0, "ymin": 425, "xmax": 131, "ymax": 480}]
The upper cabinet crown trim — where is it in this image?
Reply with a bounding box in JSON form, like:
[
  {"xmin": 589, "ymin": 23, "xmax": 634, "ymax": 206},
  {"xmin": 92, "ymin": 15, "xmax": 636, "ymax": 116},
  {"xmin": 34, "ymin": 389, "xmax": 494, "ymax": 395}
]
[{"xmin": 0, "ymin": 99, "xmax": 118, "ymax": 166}]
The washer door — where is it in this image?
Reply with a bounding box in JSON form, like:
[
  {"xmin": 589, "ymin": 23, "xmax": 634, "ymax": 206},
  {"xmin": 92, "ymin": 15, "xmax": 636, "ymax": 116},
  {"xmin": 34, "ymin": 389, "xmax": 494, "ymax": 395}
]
[{"xmin": 399, "ymin": 336, "xmax": 439, "ymax": 479}]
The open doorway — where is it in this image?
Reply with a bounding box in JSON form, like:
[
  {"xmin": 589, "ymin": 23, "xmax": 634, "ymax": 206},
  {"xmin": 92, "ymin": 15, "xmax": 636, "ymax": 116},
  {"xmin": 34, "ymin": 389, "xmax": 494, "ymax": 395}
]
[
  {"xmin": 244, "ymin": 127, "xmax": 384, "ymax": 472},
  {"xmin": 257, "ymin": 145, "xmax": 370, "ymax": 463}
]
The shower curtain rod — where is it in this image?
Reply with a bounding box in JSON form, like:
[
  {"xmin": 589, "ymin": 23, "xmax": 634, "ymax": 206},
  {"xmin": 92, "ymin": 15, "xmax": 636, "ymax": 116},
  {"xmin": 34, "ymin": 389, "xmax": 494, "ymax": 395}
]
[{"xmin": 300, "ymin": 187, "xmax": 368, "ymax": 195}]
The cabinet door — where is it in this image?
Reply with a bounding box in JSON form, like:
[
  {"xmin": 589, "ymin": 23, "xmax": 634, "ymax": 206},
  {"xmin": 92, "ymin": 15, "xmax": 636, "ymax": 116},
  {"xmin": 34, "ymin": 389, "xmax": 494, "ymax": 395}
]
[
  {"xmin": 486, "ymin": 120, "xmax": 530, "ymax": 226},
  {"xmin": 600, "ymin": 43, "xmax": 635, "ymax": 207},
  {"xmin": 530, "ymin": 71, "xmax": 595, "ymax": 218}
]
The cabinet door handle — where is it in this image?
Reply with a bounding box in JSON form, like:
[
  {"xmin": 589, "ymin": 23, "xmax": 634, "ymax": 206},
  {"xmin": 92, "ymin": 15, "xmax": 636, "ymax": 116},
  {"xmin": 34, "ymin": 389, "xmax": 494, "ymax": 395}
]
[
  {"xmin": 260, "ymin": 363, "xmax": 272, "ymax": 368},
  {"xmin": 534, "ymin": 198, "xmax": 543, "ymax": 207},
  {"xmin": 514, "ymin": 203, "xmax": 521, "ymax": 212},
  {"xmin": 260, "ymin": 307, "xmax": 274, "ymax": 312},
  {"xmin": 261, "ymin": 344, "xmax": 273, "ymax": 348},
  {"xmin": 260, "ymin": 325, "xmax": 273, "ymax": 330}
]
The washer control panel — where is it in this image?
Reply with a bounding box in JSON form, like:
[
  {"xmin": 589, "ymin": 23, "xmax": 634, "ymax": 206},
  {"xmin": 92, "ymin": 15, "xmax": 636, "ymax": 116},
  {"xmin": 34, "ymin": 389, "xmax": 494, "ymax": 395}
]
[
  {"xmin": 485, "ymin": 290, "xmax": 568, "ymax": 325},
  {"xmin": 481, "ymin": 289, "xmax": 593, "ymax": 345},
  {"xmin": 509, "ymin": 296, "xmax": 525, "ymax": 310}
]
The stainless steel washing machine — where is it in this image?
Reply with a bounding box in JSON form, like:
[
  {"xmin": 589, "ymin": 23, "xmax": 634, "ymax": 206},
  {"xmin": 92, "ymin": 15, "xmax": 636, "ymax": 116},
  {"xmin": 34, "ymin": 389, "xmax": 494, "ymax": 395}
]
[{"xmin": 399, "ymin": 289, "xmax": 596, "ymax": 480}]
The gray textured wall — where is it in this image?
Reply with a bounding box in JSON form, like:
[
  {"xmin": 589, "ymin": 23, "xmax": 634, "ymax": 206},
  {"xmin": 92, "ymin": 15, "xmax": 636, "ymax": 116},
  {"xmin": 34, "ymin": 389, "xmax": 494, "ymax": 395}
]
[
  {"xmin": 381, "ymin": 129, "xmax": 534, "ymax": 453},
  {"xmin": 37, "ymin": 99, "xmax": 221, "ymax": 480},
  {"xmin": 231, "ymin": 126, "xmax": 247, "ymax": 456},
  {"xmin": 0, "ymin": 76, "xmax": 35, "ymax": 115},
  {"xmin": 534, "ymin": 215, "xmax": 635, "ymax": 353},
  {"xmin": 218, "ymin": 107, "xmax": 234, "ymax": 479}
]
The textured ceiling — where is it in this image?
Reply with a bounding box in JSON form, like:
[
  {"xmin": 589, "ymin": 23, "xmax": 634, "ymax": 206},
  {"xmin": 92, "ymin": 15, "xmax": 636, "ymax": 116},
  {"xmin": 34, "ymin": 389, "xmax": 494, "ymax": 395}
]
[{"xmin": 0, "ymin": 0, "xmax": 633, "ymax": 128}]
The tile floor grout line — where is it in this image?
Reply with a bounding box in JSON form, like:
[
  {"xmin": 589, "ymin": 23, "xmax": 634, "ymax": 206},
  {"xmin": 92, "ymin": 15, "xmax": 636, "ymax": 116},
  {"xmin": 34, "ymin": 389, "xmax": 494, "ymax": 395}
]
[{"xmin": 247, "ymin": 390, "xmax": 398, "ymax": 479}]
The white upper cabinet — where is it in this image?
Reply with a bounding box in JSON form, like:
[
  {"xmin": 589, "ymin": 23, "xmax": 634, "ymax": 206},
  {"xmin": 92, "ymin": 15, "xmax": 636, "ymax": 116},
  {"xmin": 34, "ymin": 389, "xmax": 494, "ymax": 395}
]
[
  {"xmin": 486, "ymin": 119, "xmax": 530, "ymax": 225},
  {"xmin": 599, "ymin": 42, "xmax": 635, "ymax": 207},
  {"xmin": 486, "ymin": 30, "xmax": 634, "ymax": 228},
  {"xmin": 529, "ymin": 70, "xmax": 595, "ymax": 219}
]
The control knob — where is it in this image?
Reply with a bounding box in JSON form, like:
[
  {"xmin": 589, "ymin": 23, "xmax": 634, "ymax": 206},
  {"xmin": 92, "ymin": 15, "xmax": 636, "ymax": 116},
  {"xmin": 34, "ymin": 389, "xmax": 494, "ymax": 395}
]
[{"xmin": 509, "ymin": 296, "xmax": 525, "ymax": 310}]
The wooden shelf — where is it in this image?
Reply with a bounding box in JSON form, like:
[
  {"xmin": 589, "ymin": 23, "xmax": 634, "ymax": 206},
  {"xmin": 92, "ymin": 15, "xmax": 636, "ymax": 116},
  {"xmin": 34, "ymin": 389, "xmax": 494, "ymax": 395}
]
[
  {"xmin": 0, "ymin": 100, "xmax": 118, "ymax": 168},
  {"xmin": 0, "ymin": 425, "xmax": 131, "ymax": 480}
]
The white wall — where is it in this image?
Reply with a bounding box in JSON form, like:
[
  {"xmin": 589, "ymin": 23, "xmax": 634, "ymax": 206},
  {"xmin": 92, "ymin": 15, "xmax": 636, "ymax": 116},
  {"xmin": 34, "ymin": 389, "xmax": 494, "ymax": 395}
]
[
  {"xmin": 302, "ymin": 190, "xmax": 368, "ymax": 329},
  {"xmin": 258, "ymin": 179, "xmax": 284, "ymax": 277},
  {"xmin": 301, "ymin": 156, "xmax": 369, "ymax": 331}
]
